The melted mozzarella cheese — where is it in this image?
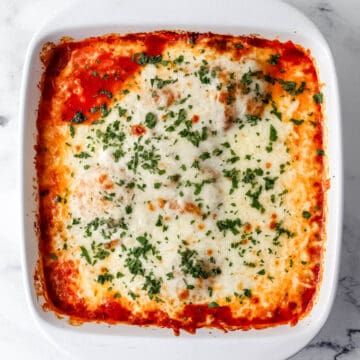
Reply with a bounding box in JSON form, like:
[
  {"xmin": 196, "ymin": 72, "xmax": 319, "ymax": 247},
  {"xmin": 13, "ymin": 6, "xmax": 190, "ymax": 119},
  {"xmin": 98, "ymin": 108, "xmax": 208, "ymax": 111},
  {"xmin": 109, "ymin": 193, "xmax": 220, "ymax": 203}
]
[
  {"xmin": 58, "ymin": 49, "xmax": 292, "ymax": 315},
  {"xmin": 37, "ymin": 33, "xmax": 326, "ymax": 328}
]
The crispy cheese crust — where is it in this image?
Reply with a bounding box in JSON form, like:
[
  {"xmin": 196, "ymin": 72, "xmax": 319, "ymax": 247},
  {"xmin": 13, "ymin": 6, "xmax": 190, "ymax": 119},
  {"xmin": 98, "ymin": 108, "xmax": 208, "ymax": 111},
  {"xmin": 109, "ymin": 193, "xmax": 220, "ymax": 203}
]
[{"xmin": 36, "ymin": 31, "xmax": 326, "ymax": 334}]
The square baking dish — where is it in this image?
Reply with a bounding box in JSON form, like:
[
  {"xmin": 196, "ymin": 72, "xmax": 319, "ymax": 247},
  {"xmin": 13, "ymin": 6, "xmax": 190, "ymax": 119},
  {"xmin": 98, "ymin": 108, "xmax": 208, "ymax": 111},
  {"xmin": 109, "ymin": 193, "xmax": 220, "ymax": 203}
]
[{"xmin": 19, "ymin": 0, "xmax": 342, "ymax": 359}]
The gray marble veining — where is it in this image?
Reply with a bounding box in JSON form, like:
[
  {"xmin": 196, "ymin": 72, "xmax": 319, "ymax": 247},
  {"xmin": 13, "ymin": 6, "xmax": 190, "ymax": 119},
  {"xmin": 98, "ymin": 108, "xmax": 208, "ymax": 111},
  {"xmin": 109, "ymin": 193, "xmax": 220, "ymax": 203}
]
[
  {"xmin": 0, "ymin": 116, "xmax": 10, "ymax": 127},
  {"xmin": 0, "ymin": 0, "xmax": 359, "ymax": 359}
]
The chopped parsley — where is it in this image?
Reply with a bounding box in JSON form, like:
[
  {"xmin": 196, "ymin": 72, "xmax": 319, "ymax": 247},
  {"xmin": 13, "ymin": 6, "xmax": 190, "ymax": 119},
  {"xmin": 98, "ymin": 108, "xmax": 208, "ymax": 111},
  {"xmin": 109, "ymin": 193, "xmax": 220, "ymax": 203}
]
[
  {"xmin": 124, "ymin": 234, "xmax": 159, "ymax": 277},
  {"xmin": 191, "ymin": 178, "xmax": 215, "ymax": 195},
  {"xmin": 241, "ymin": 69, "xmax": 257, "ymax": 86},
  {"xmin": 97, "ymin": 272, "xmax": 114, "ymax": 284},
  {"xmin": 243, "ymin": 289, "xmax": 252, "ymax": 298},
  {"xmin": 173, "ymin": 55, "xmax": 184, "ymax": 64},
  {"xmin": 246, "ymin": 186, "xmax": 265, "ymax": 213},
  {"xmin": 98, "ymin": 89, "xmax": 113, "ymax": 99},
  {"xmin": 208, "ymin": 301, "xmax": 219, "ymax": 308},
  {"xmin": 273, "ymin": 222, "xmax": 294, "ymax": 245},
  {"xmin": 49, "ymin": 253, "xmax": 57, "ymax": 260},
  {"xmin": 199, "ymin": 152, "xmax": 211, "ymax": 160},
  {"xmin": 290, "ymin": 118, "xmax": 304, "ymax": 125},
  {"xmin": 74, "ymin": 151, "xmax": 91, "ymax": 159},
  {"xmin": 263, "ymin": 176, "xmax": 278, "ymax": 191},
  {"xmin": 245, "ymin": 114, "xmax": 262, "ymax": 126},
  {"xmin": 70, "ymin": 111, "xmax": 86, "ymax": 124},
  {"xmin": 269, "ymin": 124, "xmax": 278, "ymax": 142},
  {"xmin": 179, "ymin": 126, "xmax": 208, "ymax": 147},
  {"xmin": 268, "ymin": 54, "xmax": 280, "ymax": 65},
  {"xmin": 142, "ymin": 273, "xmax": 162, "ymax": 299},
  {"xmin": 151, "ymin": 76, "xmax": 178, "ymax": 89},
  {"xmin": 223, "ymin": 168, "xmax": 240, "ymax": 194},
  {"xmin": 216, "ymin": 218, "xmax": 242, "ymax": 235},
  {"xmin": 145, "ymin": 112, "xmax": 158, "ymax": 129},
  {"xmin": 179, "ymin": 248, "xmax": 221, "ymax": 279},
  {"xmin": 270, "ymin": 102, "xmax": 282, "ymax": 120},
  {"xmin": 313, "ymin": 93, "xmax": 323, "ymax": 104},
  {"xmin": 278, "ymin": 79, "xmax": 306, "ymax": 96},
  {"xmin": 197, "ymin": 65, "xmax": 211, "ymax": 84},
  {"xmin": 69, "ymin": 124, "xmax": 75, "ymax": 138},
  {"xmin": 133, "ymin": 52, "xmax": 162, "ymax": 65},
  {"xmin": 80, "ymin": 246, "xmax": 92, "ymax": 265}
]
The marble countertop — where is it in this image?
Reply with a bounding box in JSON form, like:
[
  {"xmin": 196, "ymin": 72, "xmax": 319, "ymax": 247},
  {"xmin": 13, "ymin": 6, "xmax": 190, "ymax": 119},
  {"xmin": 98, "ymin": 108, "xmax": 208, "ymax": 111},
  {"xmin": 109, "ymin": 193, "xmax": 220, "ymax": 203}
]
[{"xmin": 0, "ymin": 0, "xmax": 359, "ymax": 358}]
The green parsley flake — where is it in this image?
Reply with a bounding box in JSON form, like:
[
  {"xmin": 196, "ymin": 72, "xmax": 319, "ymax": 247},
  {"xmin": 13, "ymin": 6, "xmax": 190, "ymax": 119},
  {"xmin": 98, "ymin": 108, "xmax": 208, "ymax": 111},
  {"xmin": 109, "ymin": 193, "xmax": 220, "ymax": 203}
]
[
  {"xmin": 269, "ymin": 125, "xmax": 278, "ymax": 142},
  {"xmin": 145, "ymin": 112, "xmax": 158, "ymax": 129},
  {"xmin": 313, "ymin": 93, "xmax": 323, "ymax": 104},
  {"xmin": 208, "ymin": 301, "xmax": 219, "ymax": 308}
]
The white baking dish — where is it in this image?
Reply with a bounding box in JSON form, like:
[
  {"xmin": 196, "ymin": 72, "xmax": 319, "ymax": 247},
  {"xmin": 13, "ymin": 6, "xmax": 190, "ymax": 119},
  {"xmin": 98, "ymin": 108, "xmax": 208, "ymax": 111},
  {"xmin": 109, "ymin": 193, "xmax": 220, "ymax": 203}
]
[{"xmin": 19, "ymin": 0, "xmax": 342, "ymax": 358}]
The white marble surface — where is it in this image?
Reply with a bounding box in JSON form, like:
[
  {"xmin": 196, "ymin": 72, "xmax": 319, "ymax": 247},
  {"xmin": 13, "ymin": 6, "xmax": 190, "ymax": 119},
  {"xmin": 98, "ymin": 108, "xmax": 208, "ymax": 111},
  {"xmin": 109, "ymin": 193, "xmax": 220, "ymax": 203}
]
[{"xmin": 0, "ymin": 0, "xmax": 359, "ymax": 358}]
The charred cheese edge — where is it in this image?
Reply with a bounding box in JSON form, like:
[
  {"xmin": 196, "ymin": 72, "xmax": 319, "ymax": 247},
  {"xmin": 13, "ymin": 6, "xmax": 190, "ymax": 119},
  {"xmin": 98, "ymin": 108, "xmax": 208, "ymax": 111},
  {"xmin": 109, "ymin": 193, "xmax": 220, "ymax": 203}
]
[{"xmin": 36, "ymin": 31, "xmax": 326, "ymax": 333}]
